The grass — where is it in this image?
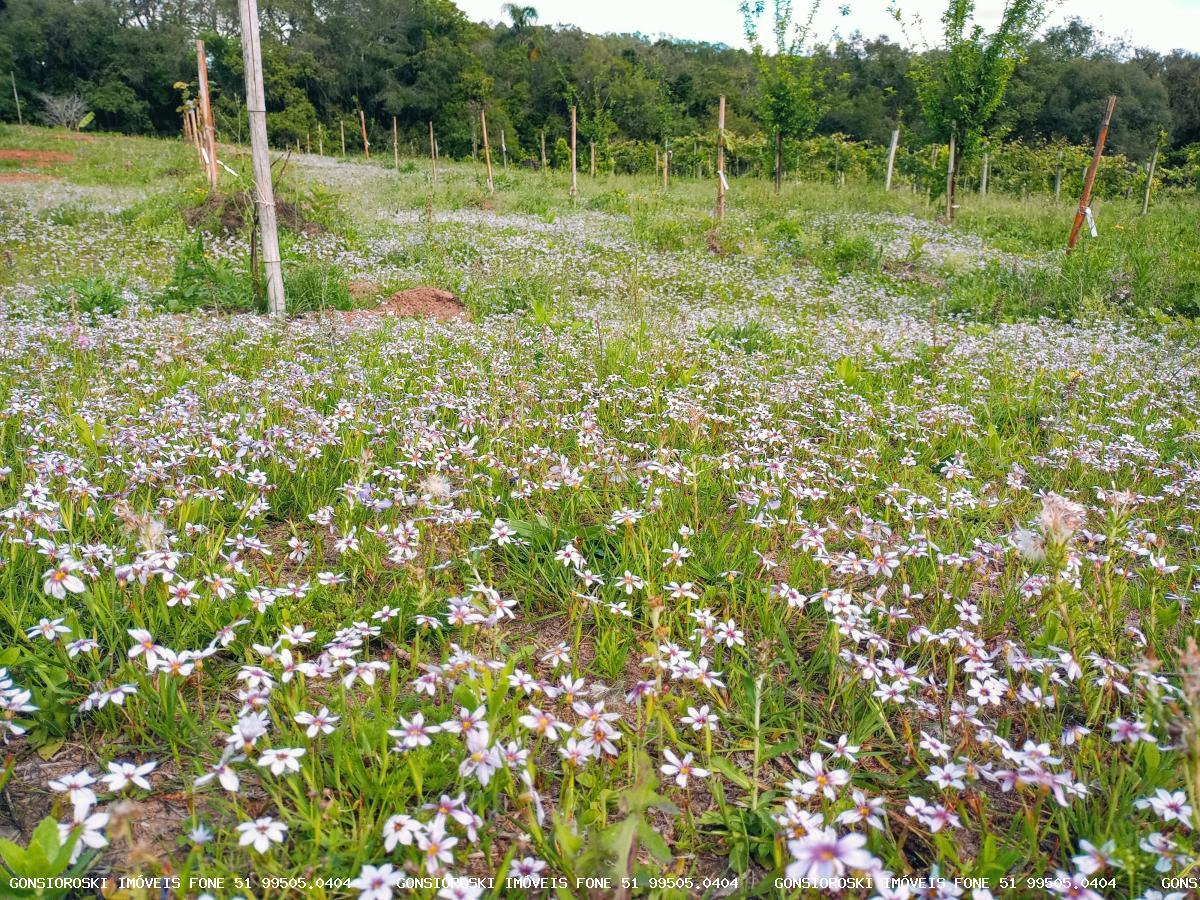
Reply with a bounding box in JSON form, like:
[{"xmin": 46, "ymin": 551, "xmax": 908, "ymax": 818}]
[{"xmin": 0, "ymin": 125, "xmax": 1198, "ymax": 899}]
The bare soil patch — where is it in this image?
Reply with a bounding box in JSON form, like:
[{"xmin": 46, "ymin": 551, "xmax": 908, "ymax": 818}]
[
  {"xmin": 0, "ymin": 172, "xmax": 58, "ymax": 183},
  {"xmin": 346, "ymin": 286, "xmax": 470, "ymax": 322},
  {"xmin": 0, "ymin": 149, "xmax": 73, "ymax": 166},
  {"xmin": 348, "ymin": 280, "xmax": 381, "ymax": 300}
]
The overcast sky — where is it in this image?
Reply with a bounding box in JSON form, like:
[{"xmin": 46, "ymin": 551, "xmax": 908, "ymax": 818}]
[{"xmin": 455, "ymin": 0, "xmax": 1200, "ymax": 55}]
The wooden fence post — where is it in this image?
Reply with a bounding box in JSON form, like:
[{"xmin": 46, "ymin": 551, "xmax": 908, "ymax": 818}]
[
  {"xmin": 10, "ymin": 71, "xmax": 21, "ymax": 126},
  {"xmin": 237, "ymin": 0, "xmax": 285, "ymax": 316},
  {"xmin": 980, "ymin": 150, "xmax": 989, "ymax": 197},
  {"xmin": 716, "ymin": 95, "xmax": 726, "ymax": 222},
  {"xmin": 340, "ymin": 120, "xmax": 345, "ymax": 155},
  {"xmin": 359, "ymin": 109, "xmax": 370, "ymax": 158},
  {"xmin": 429, "ymin": 121, "xmax": 437, "ymax": 184},
  {"xmin": 1053, "ymin": 151, "xmax": 1062, "ymax": 202},
  {"xmin": 774, "ymin": 128, "xmax": 783, "ymax": 194},
  {"xmin": 1067, "ymin": 95, "xmax": 1117, "ymax": 253},
  {"xmin": 569, "ymin": 106, "xmax": 578, "ymax": 198},
  {"xmin": 317, "ymin": 123, "xmax": 323, "ymax": 155},
  {"xmin": 195, "ymin": 40, "xmax": 219, "ymax": 189},
  {"xmin": 392, "ymin": 116, "xmax": 398, "ymax": 168},
  {"xmin": 662, "ymin": 144, "xmax": 669, "ymax": 190},
  {"xmin": 1142, "ymin": 131, "xmax": 1161, "ymax": 216},
  {"xmin": 884, "ymin": 128, "xmax": 899, "ymax": 191},
  {"xmin": 501, "ymin": 128, "xmax": 508, "ymax": 172},
  {"xmin": 480, "ymin": 107, "xmax": 495, "ymax": 194},
  {"xmin": 945, "ymin": 132, "xmax": 956, "ymax": 221},
  {"xmin": 590, "ymin": 140, "xmax": 596, "ymax": 178},
  {"xmin": 540, "ymin": 129, "xmax": 547, "ymax": 171}
]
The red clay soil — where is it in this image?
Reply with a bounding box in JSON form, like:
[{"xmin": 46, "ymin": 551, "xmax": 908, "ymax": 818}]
[
  {"xmin": 347, "ymin": 280, "xmax": 380, "ymax": 300},
  {"xmin": 346, "ymin": 286, "xmax": 470, "ymax": 322},
  {"xmin": 0, "ymin": 172, "xmax": 58, "ymax": 182},
  {"xmin": 0, "ymin": 149, "xmax": 74, "ymax": 165}
]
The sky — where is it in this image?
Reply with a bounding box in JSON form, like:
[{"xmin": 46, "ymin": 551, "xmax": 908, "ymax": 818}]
[{"xmin": 454, "ymin": 0, "xmax": 1200, "ymax": 55}]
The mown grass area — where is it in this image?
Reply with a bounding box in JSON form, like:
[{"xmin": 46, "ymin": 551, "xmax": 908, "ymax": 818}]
[{"xmin": 0, "ymin": 126, "xmax": 1198, "ymax": 899}]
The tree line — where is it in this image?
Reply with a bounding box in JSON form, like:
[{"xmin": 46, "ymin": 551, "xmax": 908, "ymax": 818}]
[{"xmin": 1, "ymin": 0, "xmax": 1197, "ymax": 166}]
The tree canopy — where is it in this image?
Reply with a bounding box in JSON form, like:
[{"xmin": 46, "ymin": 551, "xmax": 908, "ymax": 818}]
[{"xmin": 0, "ymin": 0, "xmax": 1193, "ymax": 161}]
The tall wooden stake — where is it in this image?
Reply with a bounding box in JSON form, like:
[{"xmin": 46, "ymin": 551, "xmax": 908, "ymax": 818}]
[
  {"xmin": 774, "ymin": 128, "xmax": 783, "ymax": 194},
  {"xmin": 884, "ymin": 128, "xmax": 899, "ymax": 191},
  {"xmin": 480, "ymin": 108, "xmax": 495, "ymax": 193},
  {"xmin": 189, "ymin": 110, "xmax": 204, "ymax": 168},
  {"xmin": 318, "ymin": 123, "xmax": 324, "ymax": 155},
  {"xmin": 980, "ymin": 150, "xmax": 989, "ymax": 196},
  {"xmin": 238, "ymin": 0, "xmax": 285, "ymax": 316},
  {"xmin": 340, "ymin": 120, "xmax": 345, "ymax": 155},
  {"xmin": 359, "ymin": 109, "xmax": 369, "ymax": 158},
  {"xmin": 1142, "ymin": 132, "xmax": 1161, "ymax": 216},
  {"xmin": 429, "ymin": 121, "xmax": 438, "ymax": 184},
  {"xmin": 715, "ymin": 95, "xmax": 726, "ymax": 222},
  {"xmin": 10, "ymin": 71, "xmax": 20, "ymax": 126},
  {"xmin": 662, "ymin": 144, "xmax": 669, "ymax": 190},
  {"xmin": 195, "ymin": 40, "xmax": 220, "ymax": 189},
  {"xmin": 1067, "ymin": 95, "xmax": 1116, "ymax": 253},
  {"xmin": 590, "ymin": 141, "xmax": 595, "ymax": 178},
  {"xmin": 945, "ymin": 132, "xmax": 956, "ymax": 222},
  {"xmin": 540, "ymin": 129, "xmax": 547, "ymax": 171},
  {"xmin": 569, "ymin": 106, "xmax": 577, "ymax": 198},
  {"xmin": 500, "ymin": 128, "xmax": 508, "ymax": 172},
  {"xmin": 392, "ymin": 116, "xmax": 398, "ymax": 168}
]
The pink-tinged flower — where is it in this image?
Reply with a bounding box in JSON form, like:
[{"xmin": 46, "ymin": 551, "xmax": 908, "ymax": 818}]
[
  {"xmin": 127, "ymin": 629, "xmax": 160, "ymax": 670},
  {"xmin": 58, "ymin": 808, "xmax": 109, "ymax": 864},
  {"xmin": 47, "ymin": 769, "xmax": 97, "ymax": 817},
  {"xmin": 796, "ymin": 752, "xmax": 850, "ymax": 800},
  {"xmin": 42, "ymin": 560, "xmax": 85, "ymax": 598},
  {"xmin": 236, "ymin": 816, "xmax": 287, "ymax": 853},
  {"xmin": 417, "ymin": 817, "xmax": 458, "ymax": 873},
  {"xmin": 460, "ymin": 731, "xmax": 502, "ymax": 786},
  {"xmin": 785, "ymin": 827, "xmax": 873, "ymax": 881},
  {"xmin": 1136, "ymin": 789, "xmax": 1193, "ymax": 827},
  {"xmin": 1072, "ymin": 839, "xmax": 1118, "ymax": 875},
  {"xmin": 835, "ymin": 789, "xmax": 886, "ymax": 830},
  {"xmin": 518, "ymin": 705, "xmax": 563, "ymax": 741},
  {"xmin": 25, "ymin": 617, "xmax": 70, "ymax": 642},
  {"xmin": 256, "ymin": 747, "xmax": 306, "ymax": 776},
  {"xmin": 680, "ymin": 705, "xmax": 719, "ymax": 732},
  {"xmin": 389, "ymin": 711, "xmax": 435, "ymax": 750},
  {"xmin": 101, "ymin": 760, "xmax": 157, "ymax": 792},
  {"xmin": 349, "ymin": 863, "xmax": 401, "ymax": 900},
  {"xmin": 295, "ymin": 707, "xmax": 339, "ymax": 737},
  {"xmin": 661, "ymin": 748, "xmax": 708, "ymax": 788},
  {"xmin": 381, "ymin": 813, "xmax": 424, "ymax": 852},
  {"xmin": 1047, "ymin": 870, "xmax": 1103, "ymax": 900},
  {"xmin": 1107, "ymin": 717, "xmax": 1155, "ymax": 744}
]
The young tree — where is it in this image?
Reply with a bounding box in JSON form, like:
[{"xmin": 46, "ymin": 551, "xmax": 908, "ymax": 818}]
[
  {"xmin": 908, "ymin": 0, "xmax": 1047, "ymax": 219},
  {"xmin": 740, "ymin": 1, "xmax": 824, "ymax": 193}
]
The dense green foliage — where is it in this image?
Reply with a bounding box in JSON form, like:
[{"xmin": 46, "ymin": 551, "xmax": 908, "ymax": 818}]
[{"xmin": 0, "ymin": 0, "xmax": 1196, "ymax": 166}]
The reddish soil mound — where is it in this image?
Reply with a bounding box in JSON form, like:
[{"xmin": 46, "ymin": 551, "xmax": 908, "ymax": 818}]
[
  {"xmin": 0, "ymin": 172, "xmax": 58, "ymax": 183},
  {"xmin": 0, "ymin": 149, "xmax": 73, "ymax": 165},
  {"xmin": 346, "ymin": 286, "xmax": 469, "ymax": 322},
  {"xmin": 348, "ymin": 280, "xmax": 380, "ymax": 300}
]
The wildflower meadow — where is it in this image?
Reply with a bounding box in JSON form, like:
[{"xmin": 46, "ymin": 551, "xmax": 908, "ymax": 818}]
[{"xmin": 1, "ymin": 120, "xmax": 1199, "ymax": 900}]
